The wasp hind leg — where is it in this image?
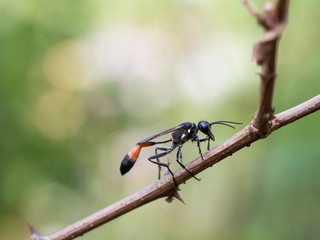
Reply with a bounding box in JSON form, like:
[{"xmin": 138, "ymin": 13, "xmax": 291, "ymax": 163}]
[
  {"xmin": 154, "ymin": 146, "xmax": 172, "ymax": 179},
  {"xmin": 148, "ymin": 148, "xmax": 179, "ymax": 189}
]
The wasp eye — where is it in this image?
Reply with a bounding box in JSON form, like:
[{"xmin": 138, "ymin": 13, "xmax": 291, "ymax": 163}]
[{"xmin": 198, "ymin": 121, "xmax": 210, "ymax": 131}]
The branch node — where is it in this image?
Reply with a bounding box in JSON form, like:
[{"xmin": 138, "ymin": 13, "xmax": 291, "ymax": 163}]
[
  {"xmin": 245, "ymin": 0, "xmax": 290, "ymax": 133},
  {"xmin": 242, "ymin": 0, "xmax": 273, "ymax": 29},
  {"xmin": 258, "ymin": 72, "xmax": 277, "ymax": 82}
]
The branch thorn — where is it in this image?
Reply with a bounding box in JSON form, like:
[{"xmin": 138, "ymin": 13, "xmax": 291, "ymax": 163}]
[
  {"xmin": 163, "ymin": 167, "xmax": 185, "ymax": 204},
  {"xmin": 28, "ymin": 223, "xmax": 46, "ymax": 240}
]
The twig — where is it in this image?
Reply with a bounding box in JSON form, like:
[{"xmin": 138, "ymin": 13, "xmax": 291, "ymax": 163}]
[
  {"xmin": 29, "ymin": 94, "xmax": 320, "ymax": 240},
  {"xmin": 243, "ymin": 0, "xmax": 290, "ymax": 134}
]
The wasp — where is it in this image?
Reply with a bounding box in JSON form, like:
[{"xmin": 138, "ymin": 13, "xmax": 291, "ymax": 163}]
[{"xmin": 120, "ymin": 120, "xmax": 241, "ymax": 187}]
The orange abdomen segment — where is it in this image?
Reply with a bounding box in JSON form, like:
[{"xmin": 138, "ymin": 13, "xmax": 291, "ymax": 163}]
[
  {"xmin": 120, "ymin": 145, "xmax": 142, "ymax": 175},
  {"xmin": 128, "ymin": 145, "xmax": 142, "ymax": 162}
]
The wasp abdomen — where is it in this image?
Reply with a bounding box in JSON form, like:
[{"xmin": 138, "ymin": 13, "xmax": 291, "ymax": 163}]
[{"xmin": 120, "ymin": 154, "xmax": 135, "ymax": 175}]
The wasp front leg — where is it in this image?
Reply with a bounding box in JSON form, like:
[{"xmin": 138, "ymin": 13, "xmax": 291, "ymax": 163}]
[{"xmin": 195, "ymin": 137, "xmax": 210, "ymax": 162}]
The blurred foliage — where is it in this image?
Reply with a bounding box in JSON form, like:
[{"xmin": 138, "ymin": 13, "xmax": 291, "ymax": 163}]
[{"xmin": 0, "ymin": 0, "xmax": 319, "ymax": 239}]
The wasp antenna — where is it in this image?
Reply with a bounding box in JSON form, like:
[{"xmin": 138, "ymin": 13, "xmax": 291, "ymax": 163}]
[
  {"xmin": 210, "ymin": 121, "xmax": 242, "ymax": 129},
  {"xmin": 210, "ymin": 120, "xmax": 243, "ymax": 125}
]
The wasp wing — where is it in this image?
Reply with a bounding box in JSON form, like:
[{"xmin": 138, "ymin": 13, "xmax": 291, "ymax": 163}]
[{"xmin": 137, "ymin": 125, "xmax": 183, "ymax": 144}]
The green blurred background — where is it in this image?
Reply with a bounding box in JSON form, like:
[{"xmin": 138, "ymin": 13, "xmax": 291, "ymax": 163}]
[{"xmin": 1, "ymin": 0, "xmax": 319, "ymax": 239}]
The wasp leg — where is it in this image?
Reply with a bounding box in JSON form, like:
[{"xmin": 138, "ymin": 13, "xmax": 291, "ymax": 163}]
[
  {"xmin": 149, "ymin": 139, "xmax": 172, "ymax": 179},
  {"xmin": 176, "ymin": 145, "xmax": 201, "ymax": 181},
  {"xmin": 148, "ymin": 149, "xmax": 179, "ymax": 189},
  {"xmin": 155, "ymin": 146, "xmax": 172, "ymax": 179},
  {"xmin": 196, "ymin": 137, "xmax": 204, "ymax": 161},
  {"xmin": 196, "ymin": 137, "xmax": 209, "ymax": 162},
  {"xmin": 205, "ymin": 137, "xmax": 211, "ymax": 151}
]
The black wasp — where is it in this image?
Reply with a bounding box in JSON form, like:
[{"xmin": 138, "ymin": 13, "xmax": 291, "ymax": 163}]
[{"xmin": 120, "ymin": 120, "xmax": 241, "ymax": 187}]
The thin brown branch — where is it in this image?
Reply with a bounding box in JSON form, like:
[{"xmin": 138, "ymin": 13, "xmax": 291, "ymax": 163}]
[
  {"xmin": 273, "ymin": 0, "xmax": 290, "ymax": 23},
  {"xmin": 30, "ymin": 94, "xmax": 320, "ymax": 240},
  {"xmin": 244, "ymin": 0, "xmax": 290, "ymax": 134},
  {"xmin": 29, "ymin": 1, "xmax": 319, "ymax": 239},
  {"xmin": 270, "ymin": 94, "xmax": 320, "ymax": 131},
  {"xmin": 242, "ymin": 0, "xmax": 268, "ymax": 28}
]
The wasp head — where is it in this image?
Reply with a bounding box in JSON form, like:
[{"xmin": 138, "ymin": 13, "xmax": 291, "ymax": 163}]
[{"xmin": 198, "ymin": 121, "xmax": 215, "ymax": 141}]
